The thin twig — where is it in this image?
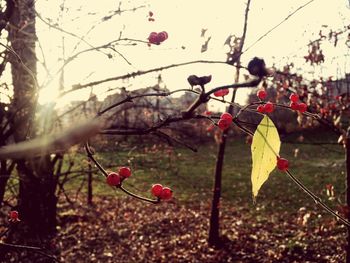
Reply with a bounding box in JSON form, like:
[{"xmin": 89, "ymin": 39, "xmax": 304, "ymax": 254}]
[
  {"xmin": 286, "ymin": 170, "xmax": 350, "ymax": 227},
  {"xmin": 0, "ymin": 242, "xmax": 59, "ymax": 262},
  {"xmin": 67, "ymin": 60, "xmax": 240, "ymax": 95},
  {"xmin": 84, "ymin": 142, "xmax": 160, "ymax": 204},
  {"xmin": 243, "ymin": 0, "xmax": 316, "ymax": 54}
]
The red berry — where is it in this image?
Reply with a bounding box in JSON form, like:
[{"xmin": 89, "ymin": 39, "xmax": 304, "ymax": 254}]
[
  {"xmin": 151, "ymin": 184, "xmax": 163, "ymax": 197},
  {"xmin": 264, "ymin": 102, "xmax": 274, "ymax": 113},
  {"xmin": 157, "ymin": 32, "xmax": 167, "ymax": 42},
  {"xmin": 290, "ymin": 102, "xmax": 299, "ymax": 111},
  {"xmin": 213, "ymin": 89, "xmax": 229, "ymax": 97},
  {"xmin": 257, "ymin": 89, "xmax": 267, "ymax": 100},
  {"xmin": 9, "ymin": 210, "xmax": 19, "ymax": 221},
  {"xmin": 298, "ymin": 103, "xmax": 307, "ymax": 113},
  {"xmin": 257, "ymin": 105, "xmax": 265, "ymax": 113},
  {"xmin": 220, "ymin": 112, "xmax": 233, "ymax": 122},
  {"xmin": 118, "ymin": 167, "xmax": 131, "ymax": 178},
  {"xmin": 289, "ymin": 93, "xmax": 299, "ymax": 103},
  {"xmin": 218, "ymin": 119, "xmax": 230, "ymax": 130},
  {"xmin": 159, "ymin": 31, "xmax": 168, "ymax": 40},
  {"xmin": 148, "ymin": 32, "xmax": 159, "ymax": 44},
  {"xmin": 160, "ymin": 187, "xmax": 173, "ymax": 200},
  {"xmin": 106, "ymin": 172, "xmax": 120, "ymax": 186},
  {"xmin": 277, "ymin": 157, "xmax": 289, "ymax": 171}
]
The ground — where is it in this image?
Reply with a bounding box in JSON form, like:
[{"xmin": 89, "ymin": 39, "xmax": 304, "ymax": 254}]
[
  {"xmin": 2, "ymin": 129, "xmax": 348, "ymax": 262},
  {"xmin": 56, "ymin": 196, "xmax": 345, "ymax": 262},
  {"xmin": 54, "ymin": 129, "xmax": 347, "ymax": 262}
]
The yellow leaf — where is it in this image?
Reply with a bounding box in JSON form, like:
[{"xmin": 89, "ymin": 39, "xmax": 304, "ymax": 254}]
[{"xmin": 251, "ymin": 115, "xmax": 281, "ymax": 198}]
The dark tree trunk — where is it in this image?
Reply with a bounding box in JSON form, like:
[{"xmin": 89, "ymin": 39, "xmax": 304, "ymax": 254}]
[
  {"xmin": 208, "ymin": 88, "xmax": 239, "ymax": 247},
  {"xmin": 208, "ymin": 0, "xmax": 251, "ymax": 247},
  {"xmin": 208, "ymin": 130, "xmax": 228, "ymax": 246},
  {"xmin": 16, "ymin": 158, "xmax": 57, "ymax": 238},
  {"xmin": 0, "ymin": 160, "xmax": 15, "ymax": 206},
  {"xmin": 8, "ymin": 0, "xmax": 57, "ymax": 243},
  {"xmin": 0, "ymin": 160, "xmax": 10, "ymax": 205},
  {"xmin": 87, "ymin": 159, "xmax": 93, "ymax": 205}
]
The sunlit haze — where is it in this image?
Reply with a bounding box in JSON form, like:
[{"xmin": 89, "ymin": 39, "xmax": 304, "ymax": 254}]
[{"xmin": 36, "ymin": 0, "xmax": 350, "ymax": 112}]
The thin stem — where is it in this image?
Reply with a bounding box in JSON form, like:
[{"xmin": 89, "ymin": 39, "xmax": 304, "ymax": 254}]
[
  {"xmin": 286, "ymin": 169, "xmax": 350, "ymax": 227},
  {"xmin": 84, "ymin": 142, "xmax": 159, "ymax": 204},
  {"xmin": 68, "ymin": 60, "xmax": 242, "ymax": 94},
  {"xmin": 84, "ymin": 142, "xmax": 108, "ymax": 177},
  {"xmin": 0, "ymin": 225, "xmax": 10, "ymax": 239},
  {"xmin": 235, "ymin": 115, "xmax": 350, "ymax": 226},
  {"xmin": 0, "ymin": 242, "xmax": 59, "ymax": 262},
  {"xmin": 119, "ymin": 185, "xmax": 159, "ymax": 204},
  {"xmin": 243, "ymin": 0, "xmax": 316, "ymax": 54}
]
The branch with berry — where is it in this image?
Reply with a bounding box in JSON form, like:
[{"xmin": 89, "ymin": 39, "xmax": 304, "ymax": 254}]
[{"xmin": 84, "ymin": 58, "xmax": 265, "ymax": 204}]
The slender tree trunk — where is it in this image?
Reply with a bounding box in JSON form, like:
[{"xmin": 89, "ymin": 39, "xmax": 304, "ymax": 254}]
[
  {"xmin": 0, "ymin": 160, "xmax": 10, "ymax": 205},
  {"xmin": 8, "ymin": 0, "xmax": 57, "ymax": 244},
  {"xmin": 208, "ymin": 0, "xmax": 252, "ymax": 247},
  {"xmin": 208, "ymin": 130, "xmax": 228, "ymax": 246},
  {"xmin": 0, "ymin": 160, "xmax": 15, "ymax": 206},
  {"xmin": 346, "ymin": 127, "xmax": 350, "ymax": 263},
  {"xmin": 87, "ymin": 159, "xmax": 93, "ymax": 205}
]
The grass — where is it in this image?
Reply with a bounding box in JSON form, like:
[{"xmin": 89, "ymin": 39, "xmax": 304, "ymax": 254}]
[{"xmin": 62, "ymin": 129, "xmax": 346, "ymax": 217}]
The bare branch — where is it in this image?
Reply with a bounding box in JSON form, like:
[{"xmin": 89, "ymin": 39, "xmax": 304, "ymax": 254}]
[
  {"xmin": 243, "ymin": 0, "xmax": 316, "ymax": 54},
  {"xmin": 67, "ymin": 60, "xmax": 241, "ymax": 95}
]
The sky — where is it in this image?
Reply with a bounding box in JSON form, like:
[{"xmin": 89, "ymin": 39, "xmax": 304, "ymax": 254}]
[{"xmin": 35, "ymin": 0, "xmax": 350, "ymax": 112}]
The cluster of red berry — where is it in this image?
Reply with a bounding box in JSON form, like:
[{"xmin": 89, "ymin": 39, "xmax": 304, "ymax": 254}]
[
  {"xmin": 256, "ymin": 90, "xmax": 308, "ymax": 114},
  {"xmin": 106, "ymin": 167, "xmax": 132, "ymax": 186},
  {"xmin": 213, "ymin": 89, "xmax": 229, "ymax": 97},
  {"xmin": 107, "ymin": 167, "xmax": 173, "ymax": 201},
  {"xmin": 217, "ymin": 112, "xmax": 233, "ymax": 131},
  {"xmin": 151, "ymin": 184, "xmax": 173, "ymax": 200},
  {"xmin": 148, "ymin": 31, "xmax": 168, "ymax": 45},
  {"xmin": 289, "ymin": 93, "xmax": 307, "ymax": 113},
  {"xmin": 256, "ymin": 89, "xmax": 274, "ymax": 113},
  {"xmin": 257, "ymin": 102, "xmax": 274, "ymax": 113}
]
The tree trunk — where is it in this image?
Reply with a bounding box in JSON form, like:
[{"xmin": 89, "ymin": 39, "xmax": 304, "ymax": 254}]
[
  {"xmin": 87, "ymin": 159, "xmax": 93, "ymax": 205},
  {"xmin": 0, "ymin": 160, "xmax": 15, "ymax": 206},
  {"xmin": 208, "ymin": 129, "xmax": 228, "ymax": 246},
  {"xmin": 8, "ymin": 0, "xmax": 57, "ymax": 243},
  {"xmin": 208, "ymin": 0, "xmax": 252, "ymax": 247},
  {"xmin": 0, "ymin": 160, "xmax": 10, "ymax": 206}
]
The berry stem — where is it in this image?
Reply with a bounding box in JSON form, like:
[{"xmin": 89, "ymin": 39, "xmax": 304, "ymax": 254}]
[
  {"xmin": 119, "ymin": 185, "xmax": 160, "ymax": 204},
  {"xmin": 85, "ymin": 142, "xmax": 160, "ymax": 204},
  {"xmin": 0, "ymin": 225, "xmax": 11, "ymax": 239},
  {"xmin": 285, "ymin": 169, "xmax": 350, "ymax": 227},
  {"xmin": 85, "ymin": 142, "xmax": 108, "ymax": 177},
  {"xmin": 234, "ymin": 118, "xmax": 350, "ymax": 226}
]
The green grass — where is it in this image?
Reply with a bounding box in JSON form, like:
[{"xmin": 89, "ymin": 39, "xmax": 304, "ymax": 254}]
[{"xmin": 63, "ymin": 130, "xmax": 345, "ymax": 214}]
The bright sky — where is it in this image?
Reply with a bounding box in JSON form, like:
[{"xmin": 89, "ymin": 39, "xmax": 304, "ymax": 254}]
[{"xmin": 36, "ymin": 0, "xmax": 350, "ymax": 112}]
